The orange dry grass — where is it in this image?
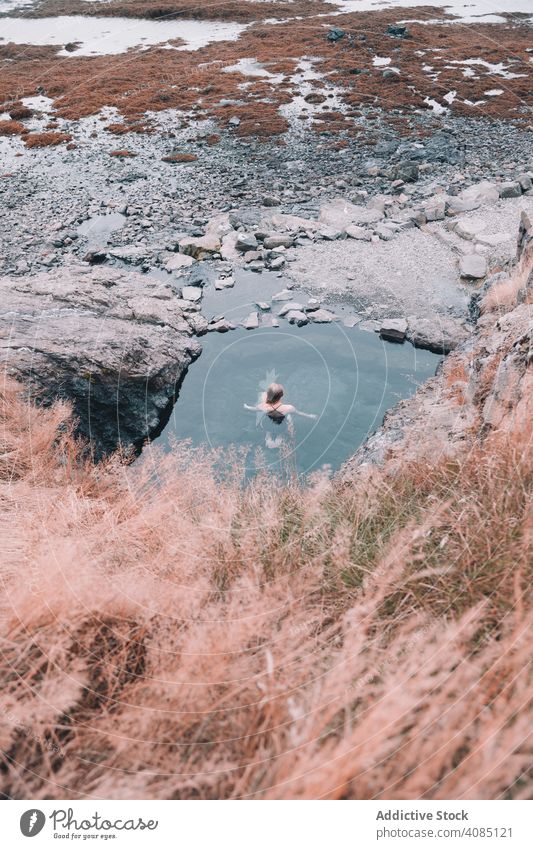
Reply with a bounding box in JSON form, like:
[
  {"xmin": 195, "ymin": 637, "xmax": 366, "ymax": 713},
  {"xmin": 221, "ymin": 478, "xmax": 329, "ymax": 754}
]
[{"xmin": 0, "ymin": 372, "xmax": 531, "ymax": 800}]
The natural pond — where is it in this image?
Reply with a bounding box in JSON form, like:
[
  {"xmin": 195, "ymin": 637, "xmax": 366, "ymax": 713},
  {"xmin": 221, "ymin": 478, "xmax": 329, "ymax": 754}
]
[{"xmin": 152, "ymin": 320, "xmax": 441, "ymax": 478}]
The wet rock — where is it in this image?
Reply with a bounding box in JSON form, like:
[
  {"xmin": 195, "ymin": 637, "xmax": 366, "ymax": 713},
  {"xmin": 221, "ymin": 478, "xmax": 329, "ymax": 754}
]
[
  {"xmin": 286, "ymin": 310, "xmax": 308, "ymax": 326},
  {"xmin": 0, "ymin": 266, "xmax": 201, "ymax": 457},
  {"xmin": 214, "ymin": 275, "xmax": 235, "ymax": 290},
  {"xmin": 309, "ymin": 309, "xmax": 338, "ymax": 323},
  {"xmin": 498, "ymin": 181, "xmax": 522, "ymax": 199},
  {"xmin": 278, "ymin": 301, "xmax": 304, "ymax": 317},
  {"xmin": 459, "ymin": 254, "xmax": 487, "ymax": 279},
  {"xmin": 243, "ymin": 312, "xmax": 260, "ymax": 330},
  {"xmin": 379, "ymin": 318, "xmax": 408, "ymax": 342},
  {"xmin": 208, "ymin": 318, "xmax": 235, "ymax": 332},
  {"xmin": 272, "ymin": 289, "xmax": 293, "ymax": 302}
]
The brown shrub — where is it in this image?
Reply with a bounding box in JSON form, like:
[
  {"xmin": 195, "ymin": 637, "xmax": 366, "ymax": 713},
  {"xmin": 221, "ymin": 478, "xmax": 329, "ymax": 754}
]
[
  {"xmin": 23, "ymin": 131, "xmax": 73, "ymax": 148},
  {"xmin": 0, "ymin": 120, "xmax": 26, "ymax": 136}
]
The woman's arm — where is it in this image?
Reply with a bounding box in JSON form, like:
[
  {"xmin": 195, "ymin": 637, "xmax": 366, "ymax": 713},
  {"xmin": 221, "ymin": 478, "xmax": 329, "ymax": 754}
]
[
  {"xmin": 244, "ymin": 403, "xmax": 260, "ymax": 411},
  {"xmin": 293, "ymin": 409, "xmax": 317, "ymax": 419}
]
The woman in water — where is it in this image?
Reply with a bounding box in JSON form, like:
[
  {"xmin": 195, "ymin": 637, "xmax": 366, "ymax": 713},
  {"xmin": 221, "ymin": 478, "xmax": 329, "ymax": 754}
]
[{"xmin": 244, "ymin": 382, "xmax": 316, "ymax": 449}]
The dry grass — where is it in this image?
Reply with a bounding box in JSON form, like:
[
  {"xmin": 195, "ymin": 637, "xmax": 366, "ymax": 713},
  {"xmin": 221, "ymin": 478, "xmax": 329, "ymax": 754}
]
[
  {"xmin": 0, "ymin": 360, "xmax": 531, "ymax": 799},
  {"xmin": 23, "ymin": 131, "xmax": 73, "ymax": 148}
]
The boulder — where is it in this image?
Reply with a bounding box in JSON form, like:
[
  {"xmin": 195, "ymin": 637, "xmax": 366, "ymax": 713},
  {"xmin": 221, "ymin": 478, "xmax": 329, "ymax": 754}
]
[
  {"xmin": 379, "ymin": 318, "xmax": 408, "ymax": 342},
  {"xmin": 108, "ymin": 245, "xmax": 149, "ymax": 264},
  {"xmin": 208, "ymin": 318, "xmax": 235, "ymax": 332},
  {"xmin": 390, "ymin": 161, "xmax": 418, "ymax": 183},
  {"xmin": 278, "ymin": 302, "xmax": 304, "ymax": 317},
  {"xmin": 459, "ymin": 254, "xmax": 487, "ymax": 279},
  {"xmin": 327, "ymin": 27, "xmax": 345, "ymax": 42},
  {"xmin": 179, "ymin": 234, "xmax": 221, "ymax": 260},
  {"xmin": 498, "ymin": 181, "xmax": 522, "ymax": 199},
  {"xmin": 0, "ymin": 266, "xmax": 201, "ymax": 457},
  {"xmin": 424, "ymin": 197, "xmax": 446, "ymax": 222},
  {"xmin": 406, "ymin": 316, "xmax": 470, "ymax": 354},
  {"xmin": 235, "ymin": 232, "xmax": 259, "ymax": 252},
  {"xmin": 309, "ymin": 309, "xmax": 338, "ymax": 323},
  {"xmin": 181, "ymin": 286, "xmax": 202, "ymax": 302},
  {"xmin": 459, "ymin": 181, "xmax": 499, "ymax": 205}
]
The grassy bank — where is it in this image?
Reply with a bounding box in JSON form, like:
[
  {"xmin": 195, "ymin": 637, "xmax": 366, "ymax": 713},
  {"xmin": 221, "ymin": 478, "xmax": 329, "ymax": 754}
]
[{"xmin": 0, "ymin": 336, "xmax": 531, "ymax": 798}]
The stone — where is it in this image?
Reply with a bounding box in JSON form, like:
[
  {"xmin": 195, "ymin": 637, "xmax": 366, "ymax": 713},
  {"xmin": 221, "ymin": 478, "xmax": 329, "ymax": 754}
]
[
  {"xmin": 228, "ymin": 116, "xmax": 241, "ymax": 127},
  {"xmin": 391, "ymin": 161, "xmax": 419, "ymax": 183},
  {"xmin": 345, "ymin": 224, "xmax": 372, "ymax": 241},
  {"xmin": 208, "ymin": 319, "xmax": 235, "ymax": 333},
  {"xmin": 379, "ymin": 318, "xmax": 408, "ymax": 342},
  {"xmin": 272, "ymin": 289, "xmax": 293, "ymax": 302},
  {"xmin": 256, "ymin": 302, "xmax": 270, "ymax": 311},
  {"xmin": 318, "ymin": 226, "xmax": 343, "ymax": 241},
  {"xmin": 165, "ymin": 253, "xmax": 194, "ymax": 271},
  {"xmin": 459, "ymin": 254, "xmax": 487, "ymax": 279},
  {"xmin": 517, "ymin": 174, "xmax": 532, "ymax": 193},
  {"xmin": 269, "ymin": 256, "xmax": 286, "ymax": 270},
  {"xmin": 375, "ymin": 224, "xmax": 395, "ymax": 241},
  {"xmin": 181, "ymin": 286, "xmax": 202, "ymax": 302},
  {"xmin": 454, "ymin": 217, "xmax": 487, "ymax": 241},
  {"xmin": 278, "ymin": 301, "xmax": 304, "ymax": 317},
  {"xmin": 235, "ymin": 232, "xmax": 259, "ymax": 252},
  {"xmin": 179, "ymin": 234, "xmax": 221, "ymax": 260},
  {"xmin": 460, "ymin": 181, "xmax": 499, "ymax": 205},
  {"xmin": 262, "ymin": 194, "xmax": 281, "ymax": 207},
  {"xmin": 305, "ymin": 298, "xmax": 321, "ymax": 311},
  {"xmin": 383, "ymin": 68, "xmax": 401, "ymax": 80},
  {"xmin": 108, "ymin": 246, "xmax": 149, "ymax": 264},
  {"xmin": 498, "ymin": 181, "xmax": 522, "ymax": 199},
  {"xmin": 0, "ymin": 266, "xmax": 200, "ymax": 457},
  {"xmin": 309, "ymin": 309, "xmax": 338, "ymax": 323},
  {"xmin": 214, "ymin": 275, "xmax": 235, "ymax": 290},
  {"xmin": 406, "ymin": 316, "xmax": 469, "ymax": 354},
  {"xmin": 445, "ymin": 197, "xmax": 480, "ymax": 216},
  {"xmin": 387, "ymin": 24, "xmax": 409, "ymax": 37},
  {"xmin": 286, "ymin": 310, "xmax": 309, "ymax": 326},
  {"xmin": 424, "ymin": 198, "xmax": 446, "ymax": 221},
  {"xmin": 263, "ymin": 234, "xmax": 294, "ymax": 249},
  {"xmin": 83, "ymin": 249, "xmax": 108, "ymax": 265},
  {"xmin": 327, "ymin": 27, "xmax": 345, "ymax": 42},
  {"xmin": 243, "ymin": 312, "xmax": 259, "ymax": 330}
]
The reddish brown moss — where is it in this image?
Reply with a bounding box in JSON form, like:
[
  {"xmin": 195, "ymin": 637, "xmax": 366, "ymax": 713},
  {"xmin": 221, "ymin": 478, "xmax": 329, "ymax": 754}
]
[
  {"xmin": 161, "ymin": 152, "xmax": 198, "ymax": 162},
  {"xmin": 23, "ymin": 131, "xmax": 73, "ymax": 148},
  {"xmin": 109, "ymin": 149, "xmax": 137, "ymax": 157},
  {"xmin": 0, "ymin": 120, "xmax": 27, "ymax": 136}
]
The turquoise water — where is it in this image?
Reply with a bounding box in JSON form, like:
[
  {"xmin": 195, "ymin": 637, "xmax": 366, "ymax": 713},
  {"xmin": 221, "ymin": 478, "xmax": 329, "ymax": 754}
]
[{"xmin": 153, "ymin": 321, "xmax": 441, "ymax": 477}]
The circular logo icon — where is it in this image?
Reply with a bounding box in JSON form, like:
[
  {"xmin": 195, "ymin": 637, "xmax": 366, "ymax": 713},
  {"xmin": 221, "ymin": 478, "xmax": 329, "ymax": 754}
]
[{"xmin": 20, "ymin": 809, "xmax": 46, "ymax": 837}]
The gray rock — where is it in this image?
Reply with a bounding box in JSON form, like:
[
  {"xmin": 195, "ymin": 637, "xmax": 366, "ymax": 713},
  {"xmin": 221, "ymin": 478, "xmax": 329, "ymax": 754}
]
[
  {"xmin": 454, "ymin": 217, "xmax": 487, "ymax": 241},
  {"xmin": 243, "ymin": 311, "xmax": 259, "ymax": 330},
  {"xmin": 391, "ymin": 161, "xmax": 418, "ymax": 183},
  {"xmin": 498, "ymin": 181, "xmax": 522, "ymax": 199},
  {"xmin": 460, "ymin": 181, "xmax": 499, "ymax": 205},
  {"xmin": 517, "ymin": 174, "xmax": 532, "ymax": 193},
  {"xmin": 327, "ymin": 27, "xmax": 345, "ymax": 42},
  {"xmin": 165, "ymin": 253, "xmax": 195, "ymax": 271},
  {"xmin": 228, "ymin": 116, "xmax": 241, "ymax": 127},
  {"xmin": 459, "ymin": 254, "xmax": 487, "ymax": 279},
  {"xmin": 379, "ymin": 318, "xmax": 408, "ymax": 342},
  {"xmin": 262, "ymin": 194, "xmax": 281, "ymax": 207},
  {"xmin": 345, "ymin": 224, "xmax": 372, "ymax": 241},
  {"xmin": 309, "ymin": 309, "xmax": 338, "ymax": 323},
  {"xmin": 0, "ymin": 266, "xmax": 200, "ymax": 457},
  {"xmin": 424, "ymin": 197, "xmax": 446, "ymax": 221},
  {"xmin": 278, "ymin": 301, "xmax": 304, "ymax": 317},
  {"xmin": 272, "ymin": 289, "xmax": 293, "ymax": 302},
  {"xmin": 375, "ymin": 224, "xmax": 395, "ymax": 241},
  {"xmin": 235, "ymin": 232, "xmax": 259, "ymax": 252},
  {"xmin": 286, "ymin": 310, "xmax": 309, "ymax": 326},
  {"xmin": 269, "ymin": 256, "xmax": 286, "ymax": 270},
  {"xmin": 406, "ymin": 316, "xmax": 469, "ymax": 354},
  {"xmin": 263, "ymin": 234, "xmax": 294, "ymax": 249},
  {"xmin": 108, "ymin": 246, "xmax": 149, "ymax": 264},
  {"xmin": 181, "ymin": 286, "xmax": 202, "ymax": 302},
  {"xmin": 208, "ymin": 318, "xmax": 235, "ymax": 333}
]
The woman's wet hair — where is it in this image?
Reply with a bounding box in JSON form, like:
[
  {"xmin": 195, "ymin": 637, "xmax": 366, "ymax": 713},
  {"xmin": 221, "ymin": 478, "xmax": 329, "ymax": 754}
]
[{"xmin": 266, "ymin": 383, "xmax": 284, "ymax": 404}]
